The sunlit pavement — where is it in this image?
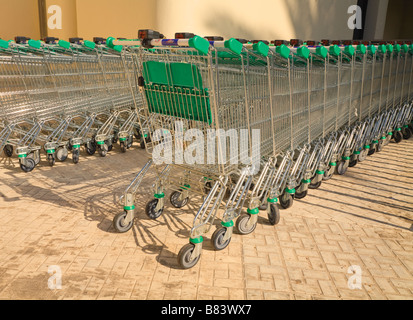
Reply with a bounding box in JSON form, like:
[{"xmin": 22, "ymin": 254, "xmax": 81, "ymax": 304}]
[{"xmin": 0, "ymin": 138, "xmax": 412, "ymax": 300}]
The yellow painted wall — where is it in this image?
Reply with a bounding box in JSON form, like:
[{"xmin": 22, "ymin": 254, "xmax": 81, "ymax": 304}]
[
  {"xmin": 3, "ymin": 0, "xmax": 399, "ymax": 42},
  {"xmin": 0, "ymin": 0, "xmax": 41, "ymax": 41}
]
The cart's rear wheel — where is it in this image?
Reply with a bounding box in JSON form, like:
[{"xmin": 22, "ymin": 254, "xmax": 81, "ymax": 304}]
[
  {"xmin": 145, "ymin": 199, "xmax": 164, "ymax": 219},
  {"xmin": 4, "ymin": 145, "xmax": 13, "ymax": 158},
  {"xmin": 170, "ymin": 191, "xmax": 189, "ymax": 208},
  {"xmin": 56, "ymin": 147, "xmax": 68, "ymax": 161}
]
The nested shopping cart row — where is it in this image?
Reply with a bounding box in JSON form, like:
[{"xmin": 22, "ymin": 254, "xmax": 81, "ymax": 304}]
[
  {"xmin": 0, "ymin": 36, "xmax": 147, "ymax": 172},
  {"xmin": 108, "ymin": 32, "xmax": 413, "ymax": 268}
]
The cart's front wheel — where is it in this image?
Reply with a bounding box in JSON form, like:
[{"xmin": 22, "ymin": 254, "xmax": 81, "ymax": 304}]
[
  {"xmin": 145, "ymin": 199, "xmax": 164, "ymax": 220},
  {"xmin": 323, "ymin": 167, "xmax": 334, "ymax": 181},
  {"xmin": 113, "ymin": 211, "xmax": 134, "ymax": 233},
  {"xmin": 336, "ymin": 161, "xmax": 348, "ymax": 175},
  {"xmin": 393, "ymin": 131, "xmax": 403, "ymax": 143},
  {"xmin": 377, "ymin": 140, "xmax": 384, "ymax": 152},
  {"xmin": 99, "ymin": 144, "xmax": 108, "ymax": 157},
  {"xmin": 268, "ymin": 203, "xmax": 281, "ymax": 226},
  {"xmin": 349, "ymin": 158, "xmax": 358, "ymax": 168},
  {"xmin": 295, "ymin": 189, "xmax": 308, "ymax": 200},
  {"xmin": 211, "ymin": 227, "xmax": 231, "ymax": 251},
  {"xmin": 120, "ymin": 141, "xmax": 126, "ymax": 153},
  {"xmin": 170, "ymin": 191, "xmax": 189, "ymax": 208},
  {"xmin": 47, "ymin": 154, "xmax": 55, "ymax": 167},
  {"xmin": 402, "ymin": 127, "xmax": 412, "ymax": 140},
  {"xmin": 178, "ymin": 243, "xmax": 200, "ymax": 269},
  {"xmin": 236, "ymin": 214, "xmax": 257, "ymax": 235},
  {"xmin": 72, "ymin": 149, "xmax": 80, "ymax": 164},
  {"xmin": 280, "ymin": 192, "xmax": 293, "ymax": 209},
  {"xmin": 86, "ymin": 141, "xmax": 97, "ymax": 156},
  {"xmin": 20, "ymin": 158, "xmax": 36, "ymax": 173},
  {"xmin": 56, "ymin": 147, "xmax": 68, "ymax": 161}
]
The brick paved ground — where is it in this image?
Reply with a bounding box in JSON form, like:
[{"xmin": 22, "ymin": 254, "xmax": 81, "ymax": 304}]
[{"xmin": 0, "ymin": 138, "xmax": 412, "ymax": 300}]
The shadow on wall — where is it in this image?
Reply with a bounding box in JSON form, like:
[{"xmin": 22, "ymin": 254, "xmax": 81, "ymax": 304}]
[{"xmin": 203, "ymin": 0, "xmax": 353, "ymax": 41}]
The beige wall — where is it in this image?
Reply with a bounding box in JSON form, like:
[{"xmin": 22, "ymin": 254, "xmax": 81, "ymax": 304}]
[
  {"xmin": 75, "ymin": 0, "xmax": 158, "ymax": 40},
  {"xmin": 157, "ymin": 0, "xmax": 357, "ymax": 41},
  {"xmin": 1, "ymin": 0, "xmax": 386, "ymax": 42},
  {"xmin": 0, "ymin": 0, "xmax": 41, "ymax": 40}
]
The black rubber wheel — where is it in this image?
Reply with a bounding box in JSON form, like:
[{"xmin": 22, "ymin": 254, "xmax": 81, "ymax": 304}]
[
  {"xmin": 170, "ymin": 191, "xmax": 189, "ymax": 208},
  {"xmin": 107, "ymin": 143, "xmax": 113, "ymax": 152},
  {"xmin": 268, "ymin": 203, "xmax": 281, "ymax": 226},
  {"xmin": 47, "ymin": 154, "xmax": 55, "ymax": 167},
  {"xmin": 145, "ymin": 199, "xmax": 164, "ymax": 220},
  {"xmin": 140, "ymin": 139, "xmax": 146, "ymax": 149},
  {"xmin": 368, "ymin": 147, "xmax": 376, "ymax": 156},
  {"xmin": 377, "ymin": 140, "xmax": 384, "ymax": 152},
  {"xmin": 127, "ymin": 136, "xmax": 133, "ymax": 149},
  {"xmin": 323, "ymin": 167, "xmax": 334, "ymax": 181},
  {"xmin": 211, "ymin": 227, "xmax": 231, "ymax": 251},
  {"xmin": 402, "ymin": 127, "xmax": 412, "ymax": 140},
  {"xmin": 295, "ymin": 189, "xmax": 308, "ymax": 200},
  {"xmin": 72, "ymin": 149, "xmax": 80, "ymax": 164},
  {"xmin": 4, "ymin": 145, "xmax": 13, "ymax": 157},
  {"xmin": 178, "ymin": 243, "xmax": 200, "ymax": 269},
  {"xmin": 56, "ymin": 147, "xmax": 68, "ymax": 161},
  {"xmin": 336, "ymin": 161, "xmax": 348, "ymax": 175},
  {"xmin": 20, "ymin": 158, "xmax": 36, "ymax": 173},
  {"xmin": 120, "ymin": 142, "xmax": 126, "ymax": 153},
  {"xmin": 99, "ymin": 144, "xmax": 108, "ymax": 157},
  {"xmin": 85, "ymin": 141, "xmax": 97, "ymax": 156},
  {"xmin": 279, "ymin": 192, "xmax": 293, "ymax": 209},
  {"xmin": 393, "ymin": 131, "xmax": 403, "ymax": 143},
  {"xmin": 236, "ymin": 213, "xmax": 256, "ymax": 235},
  {"xmin": 349, "ymin": 158, "xmax": 358, "ymax": 168},
  {"xmin": 309, "ymin": 179, "xmax": 322, "ymax": 189},
  {"xmin": 358, "ymin": 149, "xmax": 368, "ymax": 162},
  {"xmin": 113, "ymin": 211, "xmax": 134, "ymax": 233}
]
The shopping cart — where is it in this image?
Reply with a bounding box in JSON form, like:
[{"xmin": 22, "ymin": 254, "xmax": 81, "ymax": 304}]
[
  {"xmin": 105, "ymin": 31, "xmax": 413, "ymax": 269},
  {"xmin": 0, "ymin": 36, "xmax": 143, "ymax": 169}
]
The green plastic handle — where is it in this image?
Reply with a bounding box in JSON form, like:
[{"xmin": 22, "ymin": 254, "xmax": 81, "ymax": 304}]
[
  {"xmin": 188, "ymin": 36, "xmax": 210, "ymax": 55},
  {"xmin": 253, "ymin": 41, "xmax": 269, "ymax": 57},
  {"xmin": 0, "ymin": 39, "xmax": 9, "ymax": 49}
]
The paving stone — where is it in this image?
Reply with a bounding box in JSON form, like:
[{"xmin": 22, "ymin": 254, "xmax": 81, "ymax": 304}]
[{"xmin": 0, "ymin": 139, "xmax": 412, "ymax": 300}]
